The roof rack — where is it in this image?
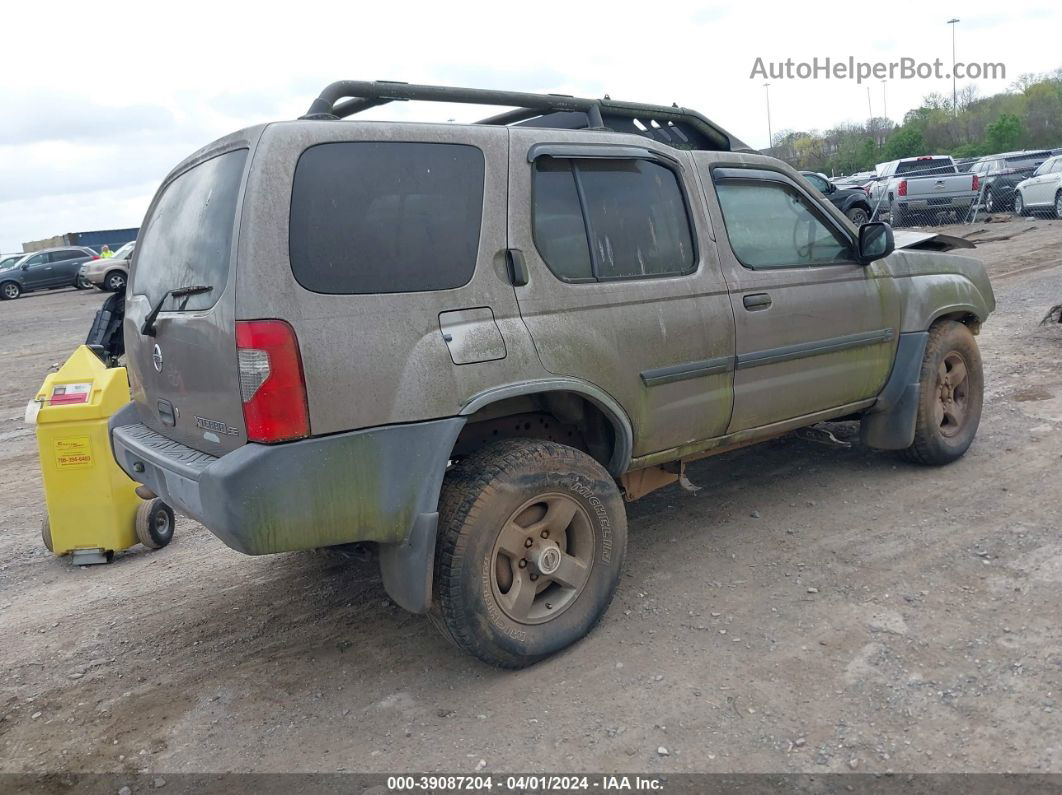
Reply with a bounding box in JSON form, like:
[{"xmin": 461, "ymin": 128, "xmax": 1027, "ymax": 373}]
[{"xmin": 300, "ymin": 80, "xmax": 745, "ymax": 152}]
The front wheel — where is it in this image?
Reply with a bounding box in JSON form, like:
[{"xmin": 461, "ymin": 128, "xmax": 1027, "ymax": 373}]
[
  {"xmin": 1014, "ymin": 192, "xmax": 1026, "ymax": 217},
  {"xmin": 104, "ymin": 271, "xmax": 126, "ymax": 292},
  {"xmin": 902, "ymin": 320, "xmax": 983, "ymax": 466},
  {"xmin": 432, "ymin": 439, "xmax": 627, "ymax": 668},
  {"xmin": 75, "ymin": 276, "xmax": 92, "ymax": 290},
  {"xmin": 846, "ymin": 206, "xmax": 870, "ymax": 226},
  {"xmin": 0, "ymin": 281, "xmax": 20, "ymax": 300},
  {"xmin": 1055, "ymin": 191, "xmax": 1062, "ymax": 220}
]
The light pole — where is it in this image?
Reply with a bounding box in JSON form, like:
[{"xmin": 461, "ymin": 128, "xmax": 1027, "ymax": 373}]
[
  {"xmin": 763, "ymin": 82, "xmax": 773, "ymax": 150},
  {"xmin": 881, "ymin": 79, "xmax": 888, "ymax": 122},
  {"xmin": 866, "ymin": 86, "xmax": 873, "ymax": 119},
  {"xmin": 947, "ymin": 18, "xmax": 960, "ymax": 116}
]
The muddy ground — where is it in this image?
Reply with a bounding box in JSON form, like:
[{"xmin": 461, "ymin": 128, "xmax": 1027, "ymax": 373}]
[{"xmin": 1, "ymin": 215, "xmax": 1061, "ymax": 777}]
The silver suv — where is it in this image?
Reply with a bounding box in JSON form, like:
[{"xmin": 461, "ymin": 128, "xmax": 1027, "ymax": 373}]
[{"xmin": 110, "ymin": 81, "xmax": 995, "ymax": 668}]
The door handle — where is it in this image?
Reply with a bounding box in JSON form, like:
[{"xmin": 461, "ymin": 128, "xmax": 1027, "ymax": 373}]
[
  {"xmin": 506, "ymin": 249, "xmax": 529, "ymax": 287},
  {"xmin": 743, "ymin": 293, "xmax": 772, "ymax": 310}
]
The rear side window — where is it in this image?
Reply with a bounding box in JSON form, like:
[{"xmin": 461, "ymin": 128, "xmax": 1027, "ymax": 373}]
[
  {"xmin": 289, "ymin": 142, "xmax": 485, "ymax": 294},
  {"xmin": 532, "ymin": 158, "xmax": 695, "ymax": 282},
  {"xmin": 134, "ymin": 148, "xmax": 247, "ymax": 311}
]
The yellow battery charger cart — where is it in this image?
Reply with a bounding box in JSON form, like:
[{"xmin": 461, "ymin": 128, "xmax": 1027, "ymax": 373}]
[{"xmin": 29, "ymin": 345, "xmax": 175, "ymax": 565}]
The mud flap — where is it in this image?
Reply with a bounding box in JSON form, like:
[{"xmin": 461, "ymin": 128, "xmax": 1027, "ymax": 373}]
[
  {"xmin": 860, "ymin": 331, "xmax": 929, "ymax": 450},
  {"xmin": 379, "ymin": 512, "xmax": 439, "ymax": 613}
]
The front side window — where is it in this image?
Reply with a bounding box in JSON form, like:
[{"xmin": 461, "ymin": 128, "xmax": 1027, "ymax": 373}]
[
  {"xmin": 532, "ymin": 157, "xmax": 695, "ymax": 282},
  {"xmin": 713, "ymin": 178, "xmax": 854, "ymax": 269},
  {"xmin": 289, "ymin": 142, "xmax": 485, "ymax": 295}
]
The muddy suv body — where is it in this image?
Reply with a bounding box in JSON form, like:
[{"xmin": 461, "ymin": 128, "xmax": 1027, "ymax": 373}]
[{"xmin": 110, "ymin": 82, "xmax": 994, "ymax": 667}]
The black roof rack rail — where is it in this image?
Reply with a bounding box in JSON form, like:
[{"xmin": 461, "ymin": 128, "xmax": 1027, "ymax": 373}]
[{"xmin": 300, "ymin": 80, "xmax": 746, "ymax": 152}]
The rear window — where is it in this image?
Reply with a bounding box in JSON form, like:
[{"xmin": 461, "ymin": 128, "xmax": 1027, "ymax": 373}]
[
  {"xmin": 896, "ymin": 159, "xmax": 954, "ymax": 177},
  {"xmin": 288, "ymin": 142, "xmax": 485, "ymax": 294},
  {"xmin": 133, "ymin": 148, "xmax": 248, "ymax": 311}
]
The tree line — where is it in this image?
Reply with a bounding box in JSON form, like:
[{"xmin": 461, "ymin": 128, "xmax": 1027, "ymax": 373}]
[{"xmin": 765, "ymin": 68, "xmax": 1062, "ymax": 175}]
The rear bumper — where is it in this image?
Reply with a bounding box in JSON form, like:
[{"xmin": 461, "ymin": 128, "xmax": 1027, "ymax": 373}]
[
  {"xmin": 899, "ymin": 196, "xmax": 975, "ymax": 211},
  {"xmin": 109, "ymin": 403, "xmax": 464, "ymax": 555}
]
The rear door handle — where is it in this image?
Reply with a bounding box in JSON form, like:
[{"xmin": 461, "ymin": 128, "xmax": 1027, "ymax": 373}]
[
  {"xmin": 743, "ymin": 293, "xmax": 772, "ymax": 310},
  {"xmin": 506, "ymin": 248, "xmax": 529, "ymax": 287}
]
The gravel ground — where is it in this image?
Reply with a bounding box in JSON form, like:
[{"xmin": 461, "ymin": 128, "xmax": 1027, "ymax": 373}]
[{"xmin": 1, "ymin": 215, "xmax": 1061, "ymax": 776}]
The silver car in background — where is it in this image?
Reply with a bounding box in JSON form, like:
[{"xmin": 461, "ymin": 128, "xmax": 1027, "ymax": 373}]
[{"xmin": 81, "ymin": 240, "xmax": 135, "ymax": 291}]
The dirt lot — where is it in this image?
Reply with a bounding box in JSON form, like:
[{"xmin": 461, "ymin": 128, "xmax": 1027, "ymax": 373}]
[{"xmin": 1, "ymin": 216, "xmax": 1061, "ymax": 777}]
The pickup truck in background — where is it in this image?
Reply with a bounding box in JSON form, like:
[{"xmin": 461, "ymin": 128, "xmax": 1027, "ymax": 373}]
[{"xmin": 869, "ymin": 156, "xmax": 980, "ymax": 227}]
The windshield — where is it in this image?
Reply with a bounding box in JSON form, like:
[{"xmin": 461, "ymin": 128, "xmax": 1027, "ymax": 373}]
[
  {"xmin": 133, "ymin": 148, "xmax": 247, "ymax": 311},
  {"xmin": 111, "ymin": 241, "xmax": 135, "ymax": 260}
]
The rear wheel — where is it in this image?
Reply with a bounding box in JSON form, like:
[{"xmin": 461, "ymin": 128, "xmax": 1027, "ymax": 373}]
[
  {"xmin": 984, "ymin": 187, "xmax": 996, "ymax": 213},
  {"xmin": 432, "ymin": 439, "xmax": 627, "ymax": 668},
  {"xmin": 135, "ymin": 499, "xmax": 175, "ymax": 550},
  {"xmin": 902, "ymin": 320, "xmax": 983, "ymax": 466},
  {"xmin": 0, "ymin": 281, "xmax": 20, "ymax": 300},
  {"xmin": 104, "ymin": 271, "xmax": 126, "ymax": 292},
  {"xmin": 75, "ymin": 276, "xmax": 92, "ymax": 290}
]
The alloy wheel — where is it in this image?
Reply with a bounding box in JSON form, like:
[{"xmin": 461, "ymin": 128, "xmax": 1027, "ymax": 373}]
[{"xmin": 489, "ymin": 493, "xmax": 594, "ymax": 625}]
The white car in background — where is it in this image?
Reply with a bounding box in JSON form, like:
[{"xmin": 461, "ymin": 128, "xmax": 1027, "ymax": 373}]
[{"xmin": 1014, "ymin": 154, "xmax": 1062, "ymax": 218}]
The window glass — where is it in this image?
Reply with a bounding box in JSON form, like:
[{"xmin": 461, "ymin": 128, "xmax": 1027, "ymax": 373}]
[
  {"xmin": 531, "ymin": 159, "xmax": 592, "ymax": 280},
  {"xmin": 531, "ymin": 157, "xmax": 695, "ymax": 281},
  {"xmin": 134, "ymin": 148, "xmax": 247, "ymax": 310},
  {"xmin": 49, "ymin": 250, "xmax": 76, "ymax": 262},
  {"xmin": 24, "ymin": 253, "xmax": 46, "ymax": 266},
  {"xmin": 713, "ymin": 179, "xmax": 854, "ymax": 269},
  {"xmin": 289, "ymin": 142, "xmax": 484, "ymax": 295},
  {"xmin": 803, "ymin": 173, "xmax": 829, "ymax": 192}
]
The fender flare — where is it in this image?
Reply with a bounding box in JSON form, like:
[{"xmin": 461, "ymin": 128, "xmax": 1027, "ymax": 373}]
[{"xmin": 460, "ymin": 377, "xmax": 634, "ymax": 476}]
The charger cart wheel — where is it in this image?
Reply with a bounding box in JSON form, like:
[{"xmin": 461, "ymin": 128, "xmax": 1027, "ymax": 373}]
[{"xmin": 135, "ymin": 499, "xmax": 175, "ymax": 550}]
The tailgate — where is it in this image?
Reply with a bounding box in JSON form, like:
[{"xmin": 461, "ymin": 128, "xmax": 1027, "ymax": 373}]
[
  {"xmin": 124, "ymin": 146, "xmax": 250, "ymax": 456},
  {"xmin": 906, "ymin": 174, "xmax": 974, "ymax": 197}
]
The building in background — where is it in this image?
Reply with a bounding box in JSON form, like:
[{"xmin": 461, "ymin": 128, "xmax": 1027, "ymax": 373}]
[{"xmin": 22, "ymin": 227, "xmax": 138, "ymax": 254}]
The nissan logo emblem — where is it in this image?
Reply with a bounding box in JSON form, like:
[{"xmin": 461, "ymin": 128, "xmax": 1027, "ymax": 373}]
[{"xmin": 152, "ymin": 344, "xmax": 163, "ymax": 373}]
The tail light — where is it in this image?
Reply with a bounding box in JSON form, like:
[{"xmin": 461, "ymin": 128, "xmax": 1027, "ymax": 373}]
[
  {"xmin": 972, "ymin": 174, "xmax": 981, "ymax": 192},
  {"xmin": 235, "ymin": 320, "xmax": 309, "ymax": 443},
  {"xmin": 91, "ymin": 255, "xmax": 100, "ymax": 260},
  {"xmin": 897, "ymin": 179, "xmax": 907, "ymax": 197}
]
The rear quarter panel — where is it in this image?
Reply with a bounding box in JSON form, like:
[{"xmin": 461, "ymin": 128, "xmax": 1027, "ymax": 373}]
[{"xmin": 235, "ymin": 121, "xmax": 550, "ymax": 437}]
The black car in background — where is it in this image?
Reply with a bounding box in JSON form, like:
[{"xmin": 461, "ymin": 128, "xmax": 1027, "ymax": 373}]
[
  {"xmin": 799, "ymin": 171, "xmax": 874, "ymax": 225},
  {"xmin": 0, "ymin": 246, "xmax": 98, "ymax": 300},
  {"xmin": 969, "ymin": 151, "xmax": 1053, "ymax": 213}
]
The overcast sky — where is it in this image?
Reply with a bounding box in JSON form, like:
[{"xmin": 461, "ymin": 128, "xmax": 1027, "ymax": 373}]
[{"xmin": 2, "ymin": 0, "xmax": 1059, "ymax": 252}]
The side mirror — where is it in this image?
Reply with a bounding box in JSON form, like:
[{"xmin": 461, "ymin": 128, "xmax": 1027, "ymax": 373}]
[
  {"xmin": 21, "ymin": 262, "xmax": 30, "ymax": 270},
  {"xmin": 858, "ymin": 222, "xmax": 894, "ymax": 264}
]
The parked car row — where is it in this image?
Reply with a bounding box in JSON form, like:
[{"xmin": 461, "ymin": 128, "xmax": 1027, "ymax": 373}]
[
  {"xmin": 815, "ymin": 146, "xmax": 1062, "ymax": 226},
  {"xmin": 0, "ymin": 241, "xmax": 136, "ymax": 300}
]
